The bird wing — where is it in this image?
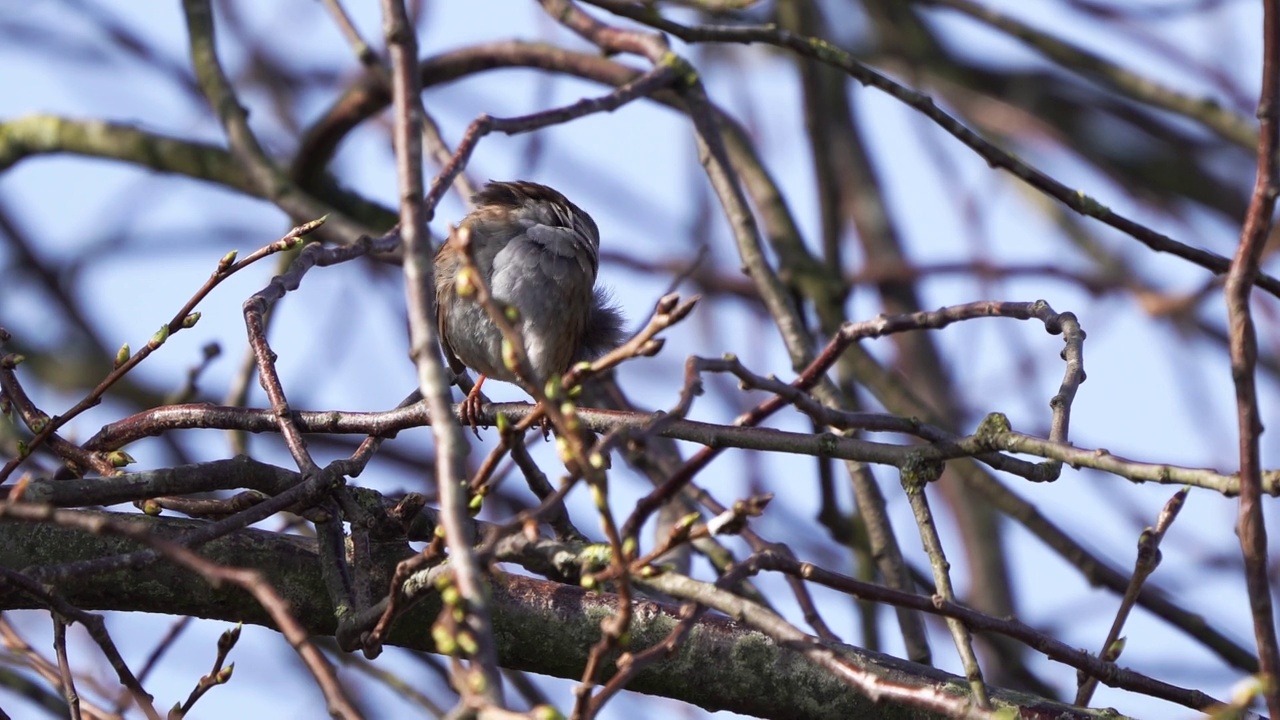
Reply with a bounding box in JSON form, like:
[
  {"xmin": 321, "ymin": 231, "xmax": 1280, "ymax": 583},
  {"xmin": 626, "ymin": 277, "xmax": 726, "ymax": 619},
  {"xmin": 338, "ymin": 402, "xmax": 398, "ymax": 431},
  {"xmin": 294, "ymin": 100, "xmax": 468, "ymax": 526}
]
[
  {"xmin": 521, "ymin": 224, "xmax": 596, "ymax": 281},
  {"xmin": 434, "ymin": 240, "xmax": 468, "ymax": 375}
]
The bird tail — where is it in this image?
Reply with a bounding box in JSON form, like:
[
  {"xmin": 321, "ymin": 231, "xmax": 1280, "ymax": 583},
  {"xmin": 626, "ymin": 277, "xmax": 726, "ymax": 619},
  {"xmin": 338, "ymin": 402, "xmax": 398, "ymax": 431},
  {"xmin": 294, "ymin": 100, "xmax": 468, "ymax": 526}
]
[{"xmin": 575, "ymin": 287, "xmax": 627, "ymax": 362}]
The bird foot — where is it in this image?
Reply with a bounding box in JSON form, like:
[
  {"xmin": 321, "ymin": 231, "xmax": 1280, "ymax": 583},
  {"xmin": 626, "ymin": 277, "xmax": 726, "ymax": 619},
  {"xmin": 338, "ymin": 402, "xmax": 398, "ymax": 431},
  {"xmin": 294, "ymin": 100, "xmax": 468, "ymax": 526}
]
[{"xmin": 459, "ymin": 376, "xmax": 488, "ymax": 437}]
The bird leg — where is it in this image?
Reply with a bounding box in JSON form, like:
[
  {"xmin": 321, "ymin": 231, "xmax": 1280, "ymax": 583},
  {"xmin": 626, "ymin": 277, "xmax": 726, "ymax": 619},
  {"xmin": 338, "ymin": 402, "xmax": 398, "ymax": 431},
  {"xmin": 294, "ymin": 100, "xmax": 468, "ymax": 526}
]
[{"xmin": 459, "ymin": 374, "xmax": 488, "ymax": 436}]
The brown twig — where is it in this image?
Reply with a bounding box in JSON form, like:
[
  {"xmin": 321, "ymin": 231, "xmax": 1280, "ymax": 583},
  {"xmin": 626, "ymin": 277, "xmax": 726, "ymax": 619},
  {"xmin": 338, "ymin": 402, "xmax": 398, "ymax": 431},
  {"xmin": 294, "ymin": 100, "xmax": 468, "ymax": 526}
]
[
  {"xmin": 712, "ymin": 549, "xmax": 1223, "ymax": 711},
  {"xmin": 0, "ymin": 356, "xmax": 117, "ymax": 478},
  {"xmin": 0, "ymin": 617, "xmax": 122, "ymax": 720},
  {"xmin": 0, "ymin": 219, "xmax": 322, "ymax": 482},
  {"xmin": 0, "ymin": 503, "xmax": 362, "ymax": 718},
  {"xmin": 52, "ymin": 617, "xmax": 83, "ymax": 720},
  {"xmin": 1076, "ymin": 487, "xmax": 1189, "ymax": 706},
  {"xmin": 587, "ymin": 601, "xmax": 703, "ymax": 715},
  {"xmin": 320, "ymin": 0, "xmax": 380, "ymax": 68},
  {"xmin": 0, "ymin": 568, "xmax": 159, "ymax": 719},
  {"xmin": 1223, "ymin": 4, "xmax": 1280, "ymax": 716},
  {"xmin": 171, "ymin": 624, "xmax": 239, "ymax": 718},
  {"xmin": 584, "ymin": 0, "xmax": 1280, "ymax": 301},
  {"xmin": 67, "ymin": 393, "xmax": 1280, "ymax": 502},
  {"xmin": 638, "ymin": 571, "xmax": 1003, "ymax": 719},
  {"xmin": 27, "ymin": 466, "xmax": 343, "ymax": 586},
  {"xmin": 921, "ymin": 0, "xmax": 1256, "ymax": 148},
  {"xmin": 181, "ymin": 0, "xmax": 369, "ymax": 241},
  {"xmin": 622, "ymin": 300, "xmax": 1082, "ymax": 542},
  {"xmin": 419, "ymin": 65, "xmax": 678, "ymax": 223},
  {"xmin": 898, "ymin": 461, "xmax": 989, "ymax": 707},
  {"xmin": 362, "ymin": 536, "xmax": 446, "ymax": 654},
  {"xmin": 378, "ymin": 0, "xmax": 503, "ymax": 706}
]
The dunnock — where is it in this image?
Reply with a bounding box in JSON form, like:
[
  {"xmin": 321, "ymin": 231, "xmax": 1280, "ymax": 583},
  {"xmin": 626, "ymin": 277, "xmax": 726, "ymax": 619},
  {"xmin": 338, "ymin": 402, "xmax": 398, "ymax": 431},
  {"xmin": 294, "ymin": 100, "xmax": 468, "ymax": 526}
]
[{"xmin": 435, "ymin": 180, "xmax": 625, "ymax": 427}]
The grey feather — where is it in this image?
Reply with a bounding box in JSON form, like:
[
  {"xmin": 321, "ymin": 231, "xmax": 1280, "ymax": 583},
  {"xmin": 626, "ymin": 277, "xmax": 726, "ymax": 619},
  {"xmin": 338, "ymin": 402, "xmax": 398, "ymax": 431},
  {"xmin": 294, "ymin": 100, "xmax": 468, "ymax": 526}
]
[
  {"xmin": 437, "ymin": 180, "xmax": 624, "ymax": 386},
  {"xmin": 575, "ymin": 287, "xmax": 627, "ymax": 363}
]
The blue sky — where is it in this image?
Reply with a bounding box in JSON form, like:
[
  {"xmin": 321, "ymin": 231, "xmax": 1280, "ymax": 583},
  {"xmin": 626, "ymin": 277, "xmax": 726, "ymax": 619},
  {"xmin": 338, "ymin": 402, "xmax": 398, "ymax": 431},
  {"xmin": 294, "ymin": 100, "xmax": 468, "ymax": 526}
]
[{"xmin": 0, "ymin": 0, "xmax": 1273, "ymax": 717}]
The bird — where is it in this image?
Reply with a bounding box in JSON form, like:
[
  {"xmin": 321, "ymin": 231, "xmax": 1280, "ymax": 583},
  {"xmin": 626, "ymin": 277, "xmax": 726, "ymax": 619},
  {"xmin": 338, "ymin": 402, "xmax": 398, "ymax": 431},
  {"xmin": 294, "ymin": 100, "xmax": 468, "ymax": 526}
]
[{"xmin": 434, "ymin": 180, "xmax": 626, "ymax": 430}]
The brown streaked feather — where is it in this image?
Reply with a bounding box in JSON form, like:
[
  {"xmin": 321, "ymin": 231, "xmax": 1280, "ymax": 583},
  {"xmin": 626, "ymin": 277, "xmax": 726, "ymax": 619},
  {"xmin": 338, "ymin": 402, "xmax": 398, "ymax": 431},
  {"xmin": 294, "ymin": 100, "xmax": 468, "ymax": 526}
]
[
  {"xmin": 435, "ymin": 237, "xmax": 467, "ymax": 375},
  {"xmin": 475, "ymin": 181, "xmax": 599, "ymax": 240}
]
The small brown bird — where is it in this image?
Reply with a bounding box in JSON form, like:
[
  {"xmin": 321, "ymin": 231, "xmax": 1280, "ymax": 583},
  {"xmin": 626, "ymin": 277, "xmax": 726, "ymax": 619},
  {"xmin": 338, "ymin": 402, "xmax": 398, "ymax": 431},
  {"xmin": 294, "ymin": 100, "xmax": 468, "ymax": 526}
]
[{"xmin": 435, "ymin": 181, "xmax": 625, "ymax": 427}]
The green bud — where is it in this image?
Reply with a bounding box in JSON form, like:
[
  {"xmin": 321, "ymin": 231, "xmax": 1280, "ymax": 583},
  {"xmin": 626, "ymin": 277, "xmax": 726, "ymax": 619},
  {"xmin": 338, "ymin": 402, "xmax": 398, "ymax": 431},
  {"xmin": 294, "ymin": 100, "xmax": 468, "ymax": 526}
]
[
  {"xmin": 544, "ymin": 375, "xmax": 562, "ymax": 400},
  {"xmin": 1105, "ymin": 636, "xmax": 1127, "ymax": 660},
  {"xmin": 456, "ymin": 266, "xmax": 476, "ymax": 297},
  {"xmin": 457, "ymin": 631, "xmax": 479, "ymax": 657},
  {"xmin": 531, "ymin": 704, "xmax": 565, "ymax": 720},
  {"xmin": 114, "ymin": 343, "xmax": 131, "ymax": 369},
  {"xmin": 219, "ymin": 624, "xmax": 242, "ymax": 650},
  {"xmin": 107, "ymin": 450, "xmax": 135, "ymax": 467},
  {"xmin": 217, "ymin": 250, "xmax": 239, "ymax": 272},
  {"xmin": 149, "ymin": 324, "xmax": 170, "ymax": 348},
  {"xmin": 501, "ymin": 338, "xmax": 517, "ymax": 371},
  {"xmin": 431, "ymin": 624, "xmax": 457, "ymax": 655}
]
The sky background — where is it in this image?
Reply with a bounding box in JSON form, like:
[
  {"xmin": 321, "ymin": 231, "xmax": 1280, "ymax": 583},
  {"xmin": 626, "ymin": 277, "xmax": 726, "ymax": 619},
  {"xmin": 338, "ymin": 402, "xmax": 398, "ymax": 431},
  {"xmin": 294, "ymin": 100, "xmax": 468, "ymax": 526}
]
[{"xmin": 0, "ymin": 0, "xmax": 1275, "ymax": 718}]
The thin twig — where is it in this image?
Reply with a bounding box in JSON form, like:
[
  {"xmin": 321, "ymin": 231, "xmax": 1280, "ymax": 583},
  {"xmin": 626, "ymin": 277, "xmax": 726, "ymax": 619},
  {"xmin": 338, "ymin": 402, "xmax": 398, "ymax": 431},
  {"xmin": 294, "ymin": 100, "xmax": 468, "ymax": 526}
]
[
  {"xmin": 1222, "ymin": 3, "xmax": 1280, "ymax": 716},
  {"xmin": 1076, "ymin": 487, "xmax": 1189, "ymax": 706},
  {"xmin": 0, "ymin": 220, "xmax": 322, "ymax": 482},
  {"xmin": 898, "ymin": 462, "xmax": 989, "ymax": 707},
  {"xmin": 377, "ymin": 0, "xmax": 504, "ymax": 706},
  {"xmin": 0, "ymin": 568, "xmax": 159, "ymax": 719},
  {"xmin": 0, "ymin": 503, "xmax": 363, "ymax": 719},
  {"xmin": 52, "ymin": 617, "xmax": 83, "ymax": 720},
  {"xmin": 585, "ymin": 0, "xmax": 1280, "ymax": 301}
]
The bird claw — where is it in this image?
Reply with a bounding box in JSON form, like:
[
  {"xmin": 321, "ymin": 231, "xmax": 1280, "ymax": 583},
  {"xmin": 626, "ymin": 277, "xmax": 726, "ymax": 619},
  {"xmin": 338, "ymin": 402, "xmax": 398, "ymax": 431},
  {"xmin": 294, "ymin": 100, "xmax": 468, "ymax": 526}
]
[
  {"xmin": 460, "ymin": 396, "xmax": 483, "ymax": 438},
  {"xmin": 458, "ymin": 376, "xmax": 488, "ymax": 437}
]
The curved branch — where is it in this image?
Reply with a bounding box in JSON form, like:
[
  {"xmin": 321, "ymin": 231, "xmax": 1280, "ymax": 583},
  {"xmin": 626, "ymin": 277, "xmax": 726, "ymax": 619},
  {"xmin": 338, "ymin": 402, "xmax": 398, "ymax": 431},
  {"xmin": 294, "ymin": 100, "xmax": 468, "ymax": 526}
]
[{"xmin": 0, "ymin": 511, "xmax": 1128, "ymax": 720}]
